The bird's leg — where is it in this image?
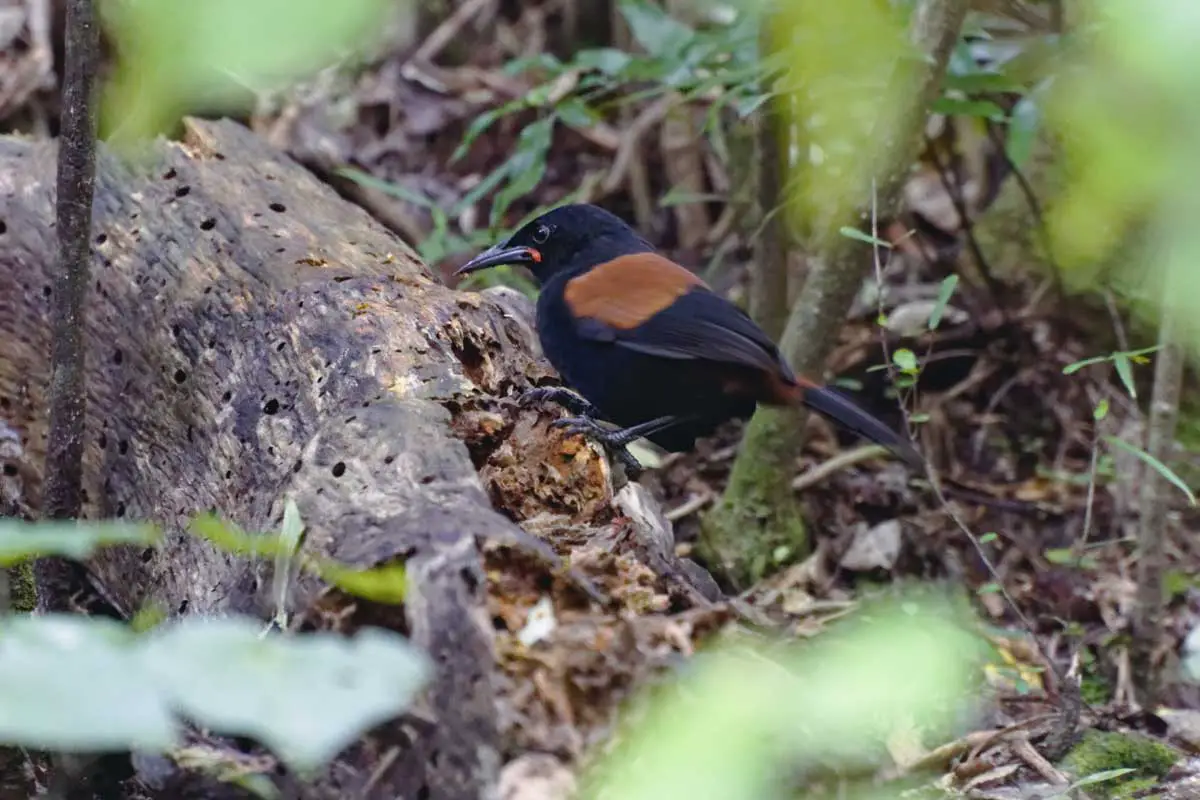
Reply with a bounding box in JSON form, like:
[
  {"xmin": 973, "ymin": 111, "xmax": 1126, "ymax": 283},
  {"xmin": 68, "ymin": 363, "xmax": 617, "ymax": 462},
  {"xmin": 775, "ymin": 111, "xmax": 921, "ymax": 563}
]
[
  {"xmin": 522, "ymin": 387, "xmax": 644, "ymax": 475},
  {"xmin": 519, "ymin": 386, "xmax": 602, "ymax": 418},
  {"xmin": 550, "ymin": 413, "xmax": 692, "ymax": 449}
]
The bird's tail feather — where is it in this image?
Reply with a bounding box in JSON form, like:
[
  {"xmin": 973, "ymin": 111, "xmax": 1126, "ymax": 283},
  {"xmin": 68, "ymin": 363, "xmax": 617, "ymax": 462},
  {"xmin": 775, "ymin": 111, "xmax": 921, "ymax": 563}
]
[{"xmin": 801, "ymin": 385, "xmax": 924, "ymax": 468}]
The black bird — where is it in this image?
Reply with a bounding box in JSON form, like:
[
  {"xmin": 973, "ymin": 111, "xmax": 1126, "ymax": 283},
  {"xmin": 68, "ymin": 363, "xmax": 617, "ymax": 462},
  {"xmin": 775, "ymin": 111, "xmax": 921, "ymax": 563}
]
[{"xmin": 456, "ymin": 203, "xmax": 921, "ymax": 473}]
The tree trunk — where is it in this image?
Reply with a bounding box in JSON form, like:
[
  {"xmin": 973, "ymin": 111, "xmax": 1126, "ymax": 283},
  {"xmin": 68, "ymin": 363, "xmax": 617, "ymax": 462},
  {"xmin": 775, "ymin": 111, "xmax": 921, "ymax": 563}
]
[
  {"xmin": 701, "ymin": 0, "xmax": 969, "ymax": 587},
  {"xmin": 0, "ymin": 118, "xmax": 716, "ymax": 798}
]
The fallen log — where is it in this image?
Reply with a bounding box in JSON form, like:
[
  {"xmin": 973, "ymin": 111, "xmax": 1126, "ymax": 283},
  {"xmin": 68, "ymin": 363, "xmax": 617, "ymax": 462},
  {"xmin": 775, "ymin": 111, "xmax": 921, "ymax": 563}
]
[{"xmin": 0, "ymin": 118, "xmax": 723, "ymax": 799}]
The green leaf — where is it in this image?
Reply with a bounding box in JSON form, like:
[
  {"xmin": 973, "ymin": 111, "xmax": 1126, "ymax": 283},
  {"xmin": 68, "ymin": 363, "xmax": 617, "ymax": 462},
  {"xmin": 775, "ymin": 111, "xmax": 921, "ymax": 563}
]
[
  {"xmin": 928, "ymin": 274, "xmax": 959, "ymax": 330},
  {"xmin": 617, "ymin": 0, "xmax": 695, "ymax": 58},
  {"xmin": 271, "ymin": 498, "xmax": 306, "ymax": 627},
  {"xmin": 317, "ymin": 561, "xmax": 408, "ymax": 604},
  {"xmin": 502, "ymin": 53, "xmax": 561, "ymax": 76},
  {"xmin": 131, "ymin": 601, "xmax": 168, "ymax": 634},
  {"xmin": 1006, "ymin": 92, "xmax": 1041, "ymax": 168},
  {"xmin": 573, "ymin": 48, "xmax": 633, "ymax": 76},
  {"xmin": 838, "ymin": 226, "xmax": 893, "ymax": 248},
  {"xmin": 1044, "ymin": 548, "xmax": 1077, "ymax": 566},
  {"xmin": 1094, "ymin": 398, "xmax": 1110, "ymax": 420},
  {"xmin": 0, "ymin": 519, "xmax": 161, "ymax": 566},
  {"xmin": 1104, "ymin": 436, "xmax": 1198, "ymax": 506},
  {"xmin": 979, "ymin": 532, "xmax": 998, "ymax": 544},
  {"xmin": 490, "ymin": 117, "xmax": 555, "ymax": 225},
  {"xmin": 0, "ymin": 615, "xmax": 178, "ymax": 751},
  {"xmin": 100, "ymin": 0, "xmax": 392, "ymax": 150},
  {"xmin": 892, "ymin": 348, "xmax": 919, "ymax": 374},
  {"xmin": 943, "ymin": 71, "xmax": 1023, "ymax": 94},
  {"xmin": 1068, "ymin": 768, "xmax": 1137, "ymax": 790},
  {"xmin": 579, "ymin": 593, "xmax": 984, "ymax": 800},
  {"xmin": 555, "ymin": 98, "xmax": 601, "ymax": 130},
  {"xmin": 452, "ymin": 105, "xmax": 509, "ymax": 163},
  {"xmin": 733, "ymin": 92, "xmax": 771, "ymax": 118},
  {"xmin": 189, "ymin": 513, "xmax": 285, "ymax": 558},
  {"xmin": 141, "ymin": 617, "xmax": 430, "ymax": 773},
  {"xmin": 977, "ymin": 582, "xmax": 1001, "ymax": 594},
  {"xmin": 931, "ymin": 96, "xmax": 1006, "ymax": 120},
  {"xmin": 452, "ymin": 166, "xmax": 510, "ymax": 219},
  {"xmin": 334, "ymin": 168, "xmax": 436, "ymax": 209},
  {"xmin": 1113, "ymin": 352, "xmax": 1137, "ymax": 399},
  {"xmin": 1063, "ymin": 355, "xmax": 1110, "ymax": 374}
]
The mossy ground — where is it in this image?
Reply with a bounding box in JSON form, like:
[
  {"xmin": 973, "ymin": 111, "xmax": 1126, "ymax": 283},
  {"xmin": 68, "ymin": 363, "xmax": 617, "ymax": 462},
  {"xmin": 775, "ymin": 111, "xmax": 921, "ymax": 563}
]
[{"xmin": 1061, "ymin": 730, "xmax": 1181, "ymax": 798}]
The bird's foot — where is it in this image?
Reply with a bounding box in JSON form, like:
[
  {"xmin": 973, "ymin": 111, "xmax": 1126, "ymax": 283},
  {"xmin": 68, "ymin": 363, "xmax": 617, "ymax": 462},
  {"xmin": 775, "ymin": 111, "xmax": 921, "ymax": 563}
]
[
  {"xmin": 519, "ymin": 386, "xmax": 602, "ymax": 418},
  {"xmin": 549, "ymin": 416, "xmax": 645, "ymax": 478}
]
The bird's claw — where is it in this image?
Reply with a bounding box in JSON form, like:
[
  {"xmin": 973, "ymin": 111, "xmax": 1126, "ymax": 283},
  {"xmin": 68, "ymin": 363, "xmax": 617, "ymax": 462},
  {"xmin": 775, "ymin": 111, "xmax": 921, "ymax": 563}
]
[{"xmin": 520, "ymin": 386, "xmax": 601, "ymax": 417}]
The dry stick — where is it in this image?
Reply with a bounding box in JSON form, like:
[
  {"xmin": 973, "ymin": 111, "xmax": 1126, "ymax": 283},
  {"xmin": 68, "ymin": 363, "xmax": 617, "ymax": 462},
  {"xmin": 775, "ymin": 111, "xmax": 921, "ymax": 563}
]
[
  {"xmin": 1131, "ymin": 274, "xmax": 1184, "ymax": 707},
  {"xmin": 410, "ymin": 0, "xmax": 496, "ymax": 64},
  {"xmin": 42, "ymin": 0, "xmax": 98, "ymax": 520},
  {"xmin": 42, "ymin": 2, "xmax": 99, "ymax": 795}
]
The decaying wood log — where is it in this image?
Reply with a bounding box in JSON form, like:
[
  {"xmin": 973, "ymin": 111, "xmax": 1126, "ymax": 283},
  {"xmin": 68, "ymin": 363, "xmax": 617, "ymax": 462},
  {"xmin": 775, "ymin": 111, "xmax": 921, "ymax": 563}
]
[{"xmin": 0, "ymin": 118, "xmax": 723, "ymax": 799}]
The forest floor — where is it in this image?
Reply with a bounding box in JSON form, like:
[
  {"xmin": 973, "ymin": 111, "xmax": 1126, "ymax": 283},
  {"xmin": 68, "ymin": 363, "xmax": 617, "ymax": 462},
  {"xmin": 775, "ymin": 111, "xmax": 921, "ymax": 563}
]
[{"xmin": 5, "ymin": 1, "xmax": 1200, "ymax": 796}]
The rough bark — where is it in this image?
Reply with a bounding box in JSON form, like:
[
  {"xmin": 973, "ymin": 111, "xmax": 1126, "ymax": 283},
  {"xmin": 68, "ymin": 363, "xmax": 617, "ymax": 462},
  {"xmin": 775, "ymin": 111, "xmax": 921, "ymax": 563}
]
[
  {"xmin": 0, "ymin": 118, "xmax": 719, "ymax": 799},
  {"xmin": 701, "ymin": 0, "xmax": 970, "ymax": 587}
]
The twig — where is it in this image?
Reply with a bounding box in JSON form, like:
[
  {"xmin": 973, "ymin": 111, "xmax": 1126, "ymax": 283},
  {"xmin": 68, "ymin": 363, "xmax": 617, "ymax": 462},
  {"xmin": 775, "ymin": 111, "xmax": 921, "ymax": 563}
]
[
  {"xmin": 42, "ymin": 0, "xmax": 98, "ymax": 519},
  {"xmin": 410, "ymin": 0, "xmax": 496, "ymax": 65},
  {"xmin": 601, "ymin": 94, "xmax": 676, "ymax": 195},
  {"xmin": 1011, "ymin": 733, "xmax": 1069, "ymax": 786},
  {"xmin": 665, "ymin": 490, "xmax": 713, "ymax": 522},
  {"xmin": 1103, "ymin": 290, "xmax": 1131, "ymax": 353},
  {"xmin": 791, "ymin": 445, "xmax": 890, "ymax": 492},
  {"xmin": 925, "ymin": 133, "xmax": 1008, "ymax": 320},
  {"xmin": 893, "ymin": 713, "xmax": 1054, "ymax": 776},
  {"xmin": 1131, "ymin": 272, "xmax": 1184, "ymax": 706}
]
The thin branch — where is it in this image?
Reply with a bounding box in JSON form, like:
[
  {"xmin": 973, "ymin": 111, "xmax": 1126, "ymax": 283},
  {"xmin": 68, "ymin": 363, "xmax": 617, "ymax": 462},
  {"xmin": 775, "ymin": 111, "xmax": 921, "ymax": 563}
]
[
  {"xmin": 925, "ymin": 133, "xmax": 1008, "ymax": 320},
  {"xmin": 1131, "ymin": 273, "xmax": 1184, "ymax": 706},
  {"xmin": 42, "ymin": 0, "xmax": 99, "ymax": 519},
  {"xmin": 749, "ymin": 15, "xmax": 791, "ymax": 340}
]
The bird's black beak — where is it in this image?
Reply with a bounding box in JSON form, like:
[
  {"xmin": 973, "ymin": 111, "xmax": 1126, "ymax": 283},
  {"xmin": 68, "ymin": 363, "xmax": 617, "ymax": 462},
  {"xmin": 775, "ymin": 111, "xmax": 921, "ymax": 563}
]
[{"xmin": 454, "ymin": 244, "xmax": 541, "ymax": 276}]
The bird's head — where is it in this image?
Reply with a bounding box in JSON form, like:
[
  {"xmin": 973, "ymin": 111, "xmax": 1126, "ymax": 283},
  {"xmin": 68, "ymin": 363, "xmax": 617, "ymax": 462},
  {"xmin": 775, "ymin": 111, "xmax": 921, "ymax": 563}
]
[{"xmin": 455, "ymin": 203, "xmax": 652, "ymax": 285}]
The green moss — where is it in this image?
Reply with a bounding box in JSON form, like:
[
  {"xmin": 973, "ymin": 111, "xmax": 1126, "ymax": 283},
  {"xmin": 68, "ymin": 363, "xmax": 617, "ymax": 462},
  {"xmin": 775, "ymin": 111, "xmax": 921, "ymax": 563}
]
[
  {"xmin": 1113, "ymin": 777, "xmax": 1160, "ymax": 798},
  {"xmin": 1061, "ymin": 730, "xmax": 1180, "ymax": 798},
  {"xmin": 7, "ymin": 564, "xmax": 36, "ymax": 613},
  {"xmin": 699, "ymin": 407, "xmax": 808, "ymax": 588}
]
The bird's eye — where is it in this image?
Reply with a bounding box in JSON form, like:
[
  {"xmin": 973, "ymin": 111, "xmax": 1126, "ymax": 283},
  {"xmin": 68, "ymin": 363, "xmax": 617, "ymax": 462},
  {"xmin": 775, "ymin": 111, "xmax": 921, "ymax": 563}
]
[{"xmin": 532, "ymin": 224, "xmax": 552, "ymax": 245}]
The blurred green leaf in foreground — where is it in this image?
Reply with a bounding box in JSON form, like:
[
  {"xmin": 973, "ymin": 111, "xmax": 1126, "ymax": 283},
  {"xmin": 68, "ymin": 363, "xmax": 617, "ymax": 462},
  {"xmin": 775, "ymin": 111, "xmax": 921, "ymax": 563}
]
[
  {"xmin": 580, "ymin": 589, "xmax": 987, "ymax": 800},
  {"xmin": 0, "ymin": 518, "xmax": 160, "ymax": 566},
  {"xmin": 1048, "ymin": 0, "xmax": 1200, "ymax": 353},
  {"xmin": 0, "ymin": 614, "xmax": 429, "ymax": 774},
  {"xmin": 99, "ymin": 0, "xmax": 395, "ymax": 149}
]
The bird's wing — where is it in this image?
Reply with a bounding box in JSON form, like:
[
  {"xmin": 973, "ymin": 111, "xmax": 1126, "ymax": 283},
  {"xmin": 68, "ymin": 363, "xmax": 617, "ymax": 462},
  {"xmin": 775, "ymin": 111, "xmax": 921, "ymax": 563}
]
[{"xmin": 563, "ymin": 253, "xmax": 791, "ymax": 378}]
